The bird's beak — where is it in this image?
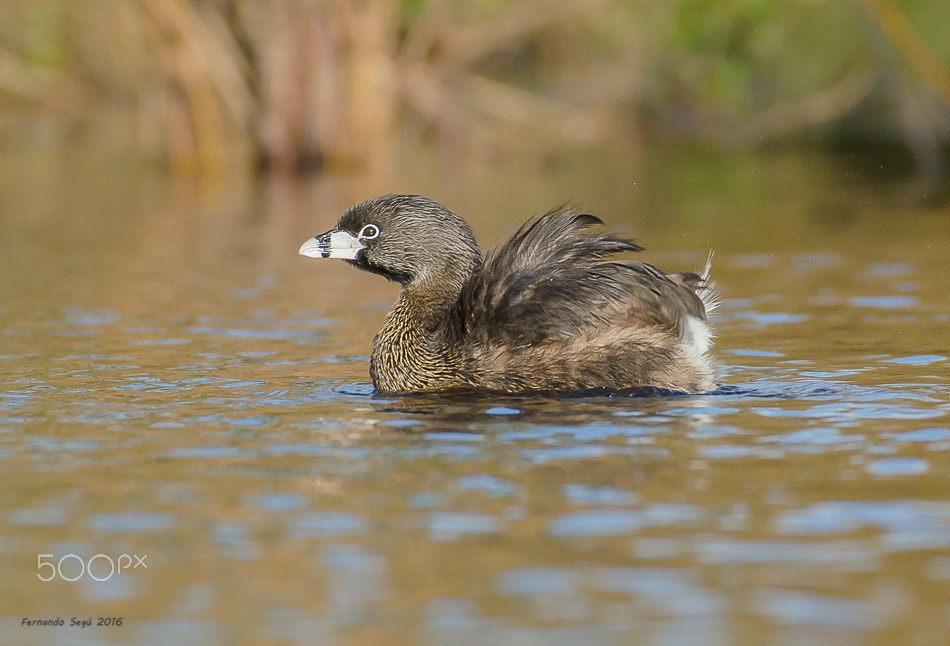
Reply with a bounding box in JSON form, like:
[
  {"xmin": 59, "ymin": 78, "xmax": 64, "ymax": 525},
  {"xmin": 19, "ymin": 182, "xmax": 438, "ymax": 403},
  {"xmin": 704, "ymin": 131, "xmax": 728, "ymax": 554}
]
[{"xmin": 298, "ymin": 230, "xmax": 365, "ymax": 260}]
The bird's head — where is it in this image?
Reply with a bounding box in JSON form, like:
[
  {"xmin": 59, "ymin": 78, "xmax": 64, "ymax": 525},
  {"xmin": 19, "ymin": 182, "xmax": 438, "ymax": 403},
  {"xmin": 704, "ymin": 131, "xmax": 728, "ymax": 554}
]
[{"xmin": 299, "ymin": 194, "xmax": 480, "ymax": 289}]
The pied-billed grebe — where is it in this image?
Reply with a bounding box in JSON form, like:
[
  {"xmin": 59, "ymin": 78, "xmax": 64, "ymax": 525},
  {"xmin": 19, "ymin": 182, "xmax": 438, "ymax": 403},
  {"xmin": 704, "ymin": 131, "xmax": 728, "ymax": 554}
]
[{"xmin": 299, "ymin": 194, "xmax": 717, "ymax": 394}]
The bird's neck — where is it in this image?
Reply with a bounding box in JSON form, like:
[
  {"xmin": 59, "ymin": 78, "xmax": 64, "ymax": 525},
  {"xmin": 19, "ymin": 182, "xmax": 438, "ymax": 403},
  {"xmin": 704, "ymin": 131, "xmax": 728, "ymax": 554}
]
[{"xmin": 369, "ymin": 286, "xmax": 462, "ymax": 393}]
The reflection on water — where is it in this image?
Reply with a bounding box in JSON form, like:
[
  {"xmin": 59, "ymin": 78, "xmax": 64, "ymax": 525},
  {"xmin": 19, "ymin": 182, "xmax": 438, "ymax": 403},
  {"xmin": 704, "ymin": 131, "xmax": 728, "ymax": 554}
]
[{"xmin": 1, "ymin": 143, "xmax": 949, "ymax": 645}]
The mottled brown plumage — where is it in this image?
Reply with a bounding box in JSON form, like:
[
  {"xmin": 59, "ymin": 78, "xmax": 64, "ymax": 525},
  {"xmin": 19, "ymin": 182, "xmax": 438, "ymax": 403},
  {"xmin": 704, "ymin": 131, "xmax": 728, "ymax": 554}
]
[{"xmin": 299, "ymin": 194, "xmax": 717, "ymax": 394}]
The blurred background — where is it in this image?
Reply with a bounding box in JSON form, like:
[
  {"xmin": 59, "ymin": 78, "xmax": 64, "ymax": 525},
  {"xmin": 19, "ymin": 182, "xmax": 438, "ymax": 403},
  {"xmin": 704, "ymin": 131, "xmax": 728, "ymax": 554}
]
[{"xmin": 1, "ymin": 0, "xmax": 948, "ymax": 186}]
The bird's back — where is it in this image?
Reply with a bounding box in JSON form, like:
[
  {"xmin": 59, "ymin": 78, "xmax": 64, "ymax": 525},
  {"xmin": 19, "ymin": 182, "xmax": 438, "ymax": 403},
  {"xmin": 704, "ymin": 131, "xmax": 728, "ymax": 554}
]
[{"xmin": 453, "ymin": 206, "xmax": 717, "ymax": 393}]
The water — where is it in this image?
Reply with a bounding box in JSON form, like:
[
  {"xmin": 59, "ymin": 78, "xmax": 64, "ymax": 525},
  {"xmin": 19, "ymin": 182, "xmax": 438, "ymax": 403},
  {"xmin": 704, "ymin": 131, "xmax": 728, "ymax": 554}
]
[{"xmin": 1, "ymin": 142, "xmax": 949, "ymax": 645}]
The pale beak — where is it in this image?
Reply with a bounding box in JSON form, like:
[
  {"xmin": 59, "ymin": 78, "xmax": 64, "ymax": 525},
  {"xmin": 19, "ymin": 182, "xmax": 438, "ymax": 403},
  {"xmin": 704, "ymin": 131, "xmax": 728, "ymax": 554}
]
[{"xmin": 298, "ymin": 230, "xmax": 365, "ymax": 260}]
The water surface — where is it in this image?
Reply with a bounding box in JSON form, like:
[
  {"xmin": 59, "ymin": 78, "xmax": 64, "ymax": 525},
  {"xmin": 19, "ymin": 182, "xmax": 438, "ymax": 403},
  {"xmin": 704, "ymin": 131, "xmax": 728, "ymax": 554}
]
[{"xmin": 1, "ymin": 143, "xmax": 949, "ymax": 645}]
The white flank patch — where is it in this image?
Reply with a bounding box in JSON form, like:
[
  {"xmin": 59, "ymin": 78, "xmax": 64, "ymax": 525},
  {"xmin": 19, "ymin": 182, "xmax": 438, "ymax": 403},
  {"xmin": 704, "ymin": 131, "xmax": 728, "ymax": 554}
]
[{"xmin": 682, "ymin": 314, "xmax": 714, "ymax": 367}]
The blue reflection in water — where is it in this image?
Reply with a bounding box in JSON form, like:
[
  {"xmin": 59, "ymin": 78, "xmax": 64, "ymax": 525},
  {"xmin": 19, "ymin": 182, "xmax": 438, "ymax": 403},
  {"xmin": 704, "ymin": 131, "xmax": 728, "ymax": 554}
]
[
  {"xmin": 186, "ymin": 326, "xmax": 322, "ymax": 341},
  {"xmin": 408, "ymin": 492, "xmax": 443, "ymax": 509},
  {"xmin": 454, "ymin": 474, "xmax": 520, "ymax": 498},
  {"xmin": 881, "ymin": 354, "xmax": 947, "ymax": 366},
  {"xmin": 318, "ymin": 544, "xmax": 387, "ymax": 625},
  {"xmin": 849, "ymin": 296, "xmax": 917, "ymax": 309},
  {"xmin": 496, "ymin": 567, "xmax": 577, "ymax": 596},
  {"xmin": 28, "ymin": 437, "xmax": 99, "ymax": 451},
  {"xmin": 759, "ymin": 427, "xmax": 862, "ymax": 445},
  {"xmin": 522, "ymin": 445, "xmax": 624, "ymax": 464},
  {"xmin": 888, "ymin": 427, "xmax": 950, "ymax": 443},
  {"xmin": 865, "ymin": 456, "xmax": 929, "ymax": 476},
  {"xmin": 561, "ymin": 483, "xmax": 639, "ymax": 506},
  {"xmin": 62, "ymin": 306, "xmax": 122, "ymax": 326},
  {"xmin": 866, "ymin": 262, "xmax": 914, "ymax": 278},
  {"xmin": 776, "ymin": 501, "xmax": 950, "ymax": 538},
  {"xmin": 164, "ymin": 447, "xmax": 244, "ymax": 459},
  {"xmin": 590, "ymin": 567, "xmax": 725, "ymax": 616},
  {"xmin": 211, "ymin": 524, "xmax": 259, "ymax": 561},
  {"xmin": 428, "ymin": 512, "xmax": 503, "ymax": 541},
  {"xmin": 698, "ymin": 445, "xmax": 763, "ymax": 460},
  {"xmin": 730, "ymin": 312, "xmax": 809, "ymax": 325},
  {"xmin": 264, "ymin": 444, "xmax": 370, "ymax": 458},
  {"xmin": 89, "ymin": 512, "xmax": 176, "ymax": 533},
  {"xmin": 485, "ymin": 406, "xmax": 521, "ymax": 416},
  {"xmin": 727, "ymin": 348, "xmax": 785, "ymax": 357},
  {"xmin": 425, "ymin": 431, "xmax": 486, "ymax": 442},
  {"xmin": 134, "ymin": 620, "xmax": 224, "ymax": 646},
  {"xmin": 751, "ymin": 589, "xmax": 879, "ymax": 629},
  {"xmin": 288, "ymin": 512, "xmax": 368, "ymax": 539},
  {"xmin": 753, "ymin": 402, "xmax": 944, "ymax": 420},
  {"xmin": 80, "ymin": 572, "xmax": 141, "ymax": 601},
  {"xmin": 424, "ymin": 597, "xmax": 621, "ymax": 646},
  {"xmin": 9, "ymin": 507, "xmax": 67, "ymax": 526},
  {"xmin": 549, "ymin": 505, "xmax": 701, "ymax": 537},
  {"xmin": 266, "ymin": 608, "xmax": 332, "ymax": 643},
  {"xmin": 252, "ymin": 493, "xmax": 307, "ymax": 511},
  {"xmin": 697, "ymin": 539, "xmax": 875, "ymax": 567},
  {"xmin": 502, "ymin": 423, "xmax": 661, "ymax": 442}
]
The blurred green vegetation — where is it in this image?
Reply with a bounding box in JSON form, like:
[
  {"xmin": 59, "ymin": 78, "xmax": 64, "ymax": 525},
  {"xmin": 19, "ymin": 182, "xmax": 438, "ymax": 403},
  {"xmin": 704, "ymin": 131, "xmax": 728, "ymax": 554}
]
[{"xmin": 0, "ymin": 0, "xmax": 947, "ymax": 178}]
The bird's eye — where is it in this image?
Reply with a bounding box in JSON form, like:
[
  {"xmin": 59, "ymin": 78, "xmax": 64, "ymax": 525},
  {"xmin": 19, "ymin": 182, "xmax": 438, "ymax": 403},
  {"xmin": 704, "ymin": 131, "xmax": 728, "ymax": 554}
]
[{"xmin": 358, "ymin": 224, "xmax": 380, "ymax": 240}]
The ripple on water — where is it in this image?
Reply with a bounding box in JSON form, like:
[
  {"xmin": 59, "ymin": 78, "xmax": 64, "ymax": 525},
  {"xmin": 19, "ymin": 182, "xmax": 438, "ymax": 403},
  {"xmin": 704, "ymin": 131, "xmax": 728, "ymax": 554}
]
[
  {"xmin": 751, "ymin": 589, "xmax": 880, "ymax": 629},
  {"xmin": 724, "ymin": 349, "xmax": 785, "ymax": 358},
  {"xmin": 661, "ymin": 405, "xmax": 740, "ymax": 416},
  {"xmin": 28, "ymin": 437, "xmax": 99, "ymax": 452},
  {"xmin": 848, "ymin": 296, "xmax": 917, "ymax": 309},
  {"xmin": 186, "ymin": 326, "xmax": 322, "ymax": 341},
  {"xmin": 730, "ymin": 311, "xmax": 810, "ymax": 326},
  {"xmin": 217, "ymin": 380, "xmax": 270, "ymax": 390},
  {"xmin": 865, "ymin": 456, "xmax": 929, "ymax": 476},
  {"xmin": 229, "ymin": 415, "xmax": 279, "ymax": 427},
  {"xmin": 696, "ymin": 539, "xmax": 875, "ymax": 567},
  {"xmin": 589, "ymin": 567, "xmax": 725, "ymax": 616},
  {"xmin": 743, "ymin": 379, "xmax": 942, "ymax": 403},
  {"xmin": 424, "ymin": 431, "xmax": 486, "ymax": 443},
  {"xmin": 61, "ymin": 306, "xmax": 122, "ymax": 326},
  {"xmin": 881, "ymin": 355, "xmax": 947, "ymax": 366},
  {"xmin": 9, "ymin": 508, "xmax": 67, "ymax": 526},
  {"xmin": 89, "ymin": 512, "xmax": 176, "ymax": 533},
  {"xmin": 133, "ymin": 621, "xmax": 223, "ymax": 645},
  {"xmin": 251, "ymin": 493, "xmax": 307, "ymax": 511},
  {"xmin": 332, "ymin": 382, "xmax": 377, "ymax": 396},
  {"xmin": 428, "ymin": 512, "xmax": 504, "ymax": 541},
  {"xmin": 80, "ymin": 573, "xmax": 141, "ymax": 601},
  {"xmin": 318, "ymin": 543, "xmax": 388, "ymax": 608},
  {"xmin": 503, "ymin": 422, "xmax": 661, "ymax": 443},
  {"xmin": 753, "ymin": 402, "xmax": 944, "ymax": 421},
  {"xmin": 775, "ymin": 501, "xmax": 950, "ymax": 541},
  {"xmin": 287, "ymin": 512, "xmax": 369, "ymax": 539},
  {"xmin": 211, "ymin": 524, "xmax": 260, "ymax": 561},
  {"xmin": 697, "ymin": 445, "xmax": 768, "ymax": 460},
  {"xmin": 454, "ymin": 474, "xmax": 520, "ymax": 498},
  {"xmin": 264, "ymin": 444, "xmax": 370, "ymax": 459},
  {"xmin": 561, "ymin": 483, "xmax": 639, "ymax": 506},
  {"xmin": 496, "ymin": 567, "xmax": 577, "ymax": 596},
  {"xmin": 757, "ymin": 427, "xmax": 866, "ymax": 450},
  {"xmin": 485, "ymin": 406, "xmax": 521, "ymax": 416},
  {"xmin": 521, "ymin": 445, "xmax": 629, "ymax": 464},
  {"xmin": 163, "ymin": 447, "xmax": 245, "ymax": 459},
  {"xmin": 379, "ymin": 418, "xmax": 423, "ymax": 428},
  {"xmin": 887, "ymin": 427, "xmax": 950, "ymax": 443},
  {"xmin": 132, "ymin": 338, "xmax": 193, "ymax": 346},
  {"xmin": 548, "ymin": 505, "xmax": 701, "ymax": 537}
]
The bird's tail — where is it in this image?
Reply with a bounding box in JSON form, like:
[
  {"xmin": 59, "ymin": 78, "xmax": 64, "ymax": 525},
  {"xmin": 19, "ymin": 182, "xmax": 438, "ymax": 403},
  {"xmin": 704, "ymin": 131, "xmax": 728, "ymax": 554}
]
[{"xmin": 697, "ymin": 251, "xmax": 719, "ymax": 314}]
